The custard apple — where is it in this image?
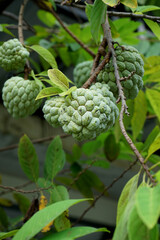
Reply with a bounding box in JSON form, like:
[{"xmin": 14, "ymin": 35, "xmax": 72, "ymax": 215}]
[
  {"xmin": 2, "ymin": 77, "xmax": 42, "ymax": 118},
  {"xmin": 73, "ymin": 61, "xmax": 93, "ymax": 88},
  {"xmin": 0, "ymin": 39, "xmax": 29, "ymax": 71},
  {"xmin": 42, "ymin": 97, "xmax": 65, "ymax": 127},
  {"xmin": 89, "ymin": 82, "xmax": 116, "ymax": 103},
  {"xmin": 73, "ymin": 45, "xmax": 144, "ymax": 99},
  {"xmin": 58, "ymin": 88, "xmax": 119, "ymax": 141}
]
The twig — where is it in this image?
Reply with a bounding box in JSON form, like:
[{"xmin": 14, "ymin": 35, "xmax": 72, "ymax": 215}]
[
  {"xmin": 107, "ymin": 11, "xmax": 160, "ymax": 23},
  {"xmin": 33, "ymin": 0, "xmax": 95, "ymax": 58},
  {"xmin": 18, "ymin": 0, "xmax": 29, "ymax": 44},
  {"xmin": 82, "ymin": 51, "xmax": 111, "ymax": 89},
  {"xmin": 18, "ymin": 0, "xmax": 31, "ymax": 79},
  {"xmin": 0, "ymin": 181, "xmax": 32, "ymax": 196},
  {"xmin": 91, "ymin": 37, "xmax": 108, "ymax": 75},
  {"xmin": 120, "ymin": 71, "xmax": 136, "ymax": 82},
  {"xmin": 0, "ymin": 133, "xmax": 69, "ymax": 153},
  {"xmin": 52, "ymin": 3, "xmax": 160, "ymax": 23},
  {"xmin": 0, "ymin": 184, "xmax": 52, "ymax": 194},
  {"xmin": 2, "ymin": 10, "xmax": 35, "ymax": 33},
  {"xmin": 73, "ymin": 159, "xmax": 138, "ymax": 225},
  {"xmin": 68, "ymin": 159, "xmax": 98, "ymax": 191},
  {"xmin": 103, "ymin": 14, "xmax": 156, "ymax": 185}
]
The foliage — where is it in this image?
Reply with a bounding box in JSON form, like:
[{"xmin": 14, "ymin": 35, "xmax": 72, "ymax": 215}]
[{"xmin": 0, "ymin": 0, "xmax": 160, "ymax": 239}]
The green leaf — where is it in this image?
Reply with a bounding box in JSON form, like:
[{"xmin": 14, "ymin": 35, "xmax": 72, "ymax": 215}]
[
  {"xmin": 136, "ymin": 185, "xmax": 160, "ymax": 229},
  {"xmin": 131, "ymin": 90, "xmax": 147, "ymax": 140},
  {"xmin": 44, "ymin": 136, "xmax": 66, "ymax": 181},
  {"xmin": 113, "ymin": 194, "xmax": 135, "ymax": 240},
  {"xmin": 35, "ymin": 86, "xmax": 62, "ymax": 100},
  {"xmin": 85, "ymin": 4, "xmax": 93, "ymax": 21},
  {"xmin": 29, "ymin": 45, "xmax": 57, "ymax": 69},
  {"xmin": 135, "ymin": 5, "xmax": 160, "ymax": 13},
  {"xmin": 120, "ymin": 0, "xmax": 137, "ymax": 8},
  {"xmin": 142, "ymin": 126, "xmax": 160, "ymax": 153},
  {"xmin": 104, "ymin": 134, "xmax": 120, "ymax": 162},
  {"xmin": 0, "ymin": 207, "xmax": 9, "ymax": 230},
  {"xmin": 37, "ymin": 10, "xmax": 56, "ymax": 27},
  {"xmin": 116, "ymin": 173, "xmax": 139, "ymax": 224},
  {"xmin": 0, "ymin": 230, "xmax": 18, "ymax": 240},
  {"xmin": 90, "ymin": 0, "xmax": 107, "ymax": 43},
  {"xmin": 41, "ymin": 227, "xmax": 109, "ymax": 240},
  {"xmin": 128, "ymin": 206, "xmax": 159, "ymax": 240},
  {"xmin": 144, "ymin": 19, "xmax": 160, "ymax": 40},
  {"xmin": 13, "ymin": 199, "xmax": 90, "ymax": 240},
  {"xmin": 102, "ymin": 0, "xmax": 119, "ymax": 6},
  {"xmin": 146, "ymin": 89, "xmax": 160, "ymax": 121},
  {"xmin": 50, "ymin": 186, "xmax": 70, "ymax": 232},
  {"xmin": 0, "ymin": 24, "xmax": 15, "ymax": 37},
  {"xmin": 13, "ymin": 193, "xmax": 30, "ymax": 216},
  {"xmin": 48, "ymin": 69, "xmax": 69, "ymax": 91},
  {"xmin": 59, "ymin": 86, "xmax": 77, "ymax": 97},
  {"xmin": 18, "ymin": 135, "xmax": 39, "ymax": 182},
  {"xmin": 145, "ymin": 133, "xmax": 160, "ymax": 160}
]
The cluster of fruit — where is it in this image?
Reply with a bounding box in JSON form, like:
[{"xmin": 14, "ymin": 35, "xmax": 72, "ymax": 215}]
[
  {"xmin": 43, "ymin": 45, "xmax": 144, "ymax": 141},
  {"xmin": 1, "ymin": 39, "xmax": 144, "ymax": 141},
  {"xmin": 73, "ymin": 45, "xmax": 144, "ymax": 100},
  {"xmin": 43, "ymin": 83, "xmax": 119, "ymax": 141},
  {"xmin": 1, "ymin": 39, "xmax": 42, "ymax": 118}
]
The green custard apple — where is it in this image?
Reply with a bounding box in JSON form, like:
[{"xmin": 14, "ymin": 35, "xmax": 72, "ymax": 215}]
[
  {"xmin": 0, "ymin": 38, "xmax": 29, "ymax": 71},
  {"xmin": 58, "ymin": 88, "xmax": 119, "ymax": 141},
  {"xmin": 2, "ymin": 76, "xmax": 42, "ymax": 118},
  {"xmin": 73, "ymin": 60, "xmax": 93, "ymax": 88},
  {"xmin": 42, "ymin": 97, "xmax": 66, "ymax": 127},
  {"xmin": 73, "ymin": 45, "xmax": 144, "ymax": 99}
]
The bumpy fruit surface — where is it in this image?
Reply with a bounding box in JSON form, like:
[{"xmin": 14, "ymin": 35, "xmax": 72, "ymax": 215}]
[
  {"xmin": 58, "ymin": 88, "xmax": 119, "ymax": 141},
  {"xmin": 97, "ymin": 45, "xmax": 144, "ymax": 99},
  {"xmin": 0, "ymin": 39, "xmax": 29, "ymax": 71},
  {"xmin": 2, "ymin": 77, "xmax": 42, "ymax": 118},
  {"xmin": 89, "ymin": 82, "xmax": 116, "ymax": 103},
  {"xmin": 73, "ymin": 61, "xmax": 93, "ymax": 88},
  {"xmin": 42, "ymin": 97, "xmax": 65, "ymax": 127},
  {"xmin": 73, "ymin": 45, "xmax": 144, "ymax": 99}
]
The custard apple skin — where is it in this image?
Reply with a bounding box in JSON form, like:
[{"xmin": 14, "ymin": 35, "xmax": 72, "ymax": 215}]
[
  {"xmin": 2, "ymin": 77, "xmax": 42, "ymax": 118},
  {"xmin": 89, "ymin": 82, "xmax": 116, "ymax": 103},
  {"xmin": 97, "ymin": 45, "xmax": 144, "ymax": 99},
  {"xmin": 43, "ymin": 97, "xmax": 66, "ymax": 127},
  {"xmin": 58, "ymin": 88, "xmax": 119, "ymax": 141},
  {"xmin": 73, "ymin": 45, "xmax": 144, "ymax": 99},
  {"xmin": 0, "ymin": 39, "xmax": 29, "ymax": 71},
  {"xmin": 73, "ymin": 61, "xmax": 93, "ymax": 88}
]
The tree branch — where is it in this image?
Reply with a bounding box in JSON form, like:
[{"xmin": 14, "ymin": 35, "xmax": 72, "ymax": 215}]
[
  {"xmin": 103, "ymin": 14, "xmax": 156, "ymax": 186},
  {"xmin": 0, "ymin": 184, "xmax": 52, "ymax": 194},
  {"xmin": 32, "ymin": 0, "xmax": 95, "ymax": 58},
  {"xmin": 0, "ymin": 133, "xmax": 69, "ymax": 153},
  {"xmin": 73, "ymin": 159, "xmax": 138, "ymax": 226}
]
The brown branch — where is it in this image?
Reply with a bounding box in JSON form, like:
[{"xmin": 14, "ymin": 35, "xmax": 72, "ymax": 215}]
[
  {"xmin": 0, "ymin": 184, "xmax": 52, "ymax": 194},
  {"xmin": 68, "ymin": 159, "xmax": 98, "ymax": 191},
  {"xmin": 0, "ymin": 133, "xmax": 69, "ymax": 153},
  {"xmin": 52, "ymin": 3, "xmax": 160, "ymax": 23},
  {"xmin": 2, "ymin": 10, "xmax": 35, "ymax": 33},
  {"xmin": 82, "ymin": 51, "xmax": 111, "ymax": 89},
  {"xmin": 120, "ymin": 71, "xmax": 136, "ymax": 82},
  {"xmin": 107, "ymin": 11, "xmax": 160, "ymax": 23},
  {"xmin": 32, "ymin": 0, "xmax": 95, "ymax": 58},
  {"xmin": 91, "ymin": 37, "xmax": 108, "ymax": 75},
  {"xmin": 0, "ymin": 181, "xmax": 32, "ymax": 196},
  {"xmin": 103, "ymin": 14, "xmax": 156, "ymax": 186},
  {"xmin": 18, "ymin": 0, "xmax": 29, "ymax": 44},
  {"xmin": 73, "ymin": 159, "xmax": 138, "ymax": 226}
]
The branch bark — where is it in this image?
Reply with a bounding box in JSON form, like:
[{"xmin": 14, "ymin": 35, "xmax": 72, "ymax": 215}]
[{"xmin": 103, "ymin": 14, "xmax": 156, "ymax": 186}]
